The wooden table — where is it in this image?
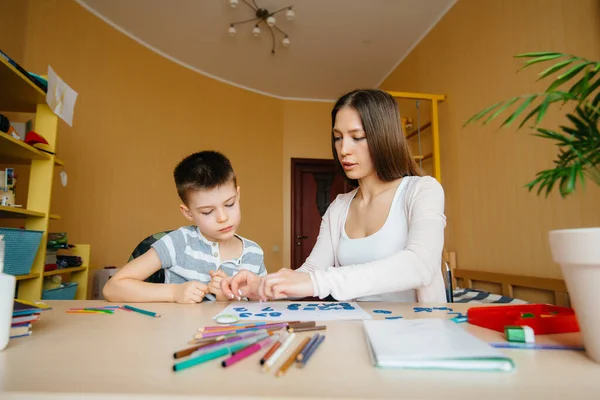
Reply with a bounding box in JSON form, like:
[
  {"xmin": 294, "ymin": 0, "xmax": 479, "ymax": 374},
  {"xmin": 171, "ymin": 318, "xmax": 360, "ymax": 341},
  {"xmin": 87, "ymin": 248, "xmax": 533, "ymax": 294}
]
[{"xmin": 1, "ymin": 301, "xmax": 599, "ymax": 399}]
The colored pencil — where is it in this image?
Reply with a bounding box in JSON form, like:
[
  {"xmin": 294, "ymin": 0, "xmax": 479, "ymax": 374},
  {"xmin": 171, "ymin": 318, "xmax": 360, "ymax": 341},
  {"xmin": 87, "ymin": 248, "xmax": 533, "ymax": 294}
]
[
  {"xmin": 298, "ymin": 335, "xmax": 325, "ymax": 368},
  {"xmin": 66, "ymin": 310, "xmax": 112, "ymax": 314},
  {"xmin": 263, "ymin": 333, "xmax": 296, "ymax": 372},
  {"xmin": 200, "ymin": 322, "xmax": 267, "ymax": 332},
  {"xmin": 297, "ymin": 333, "xmax": 320, "ymax": 362},
  {"xmin": 123, "ymin": 305, "xmax": 161, "ymax": 318},
  {"xmin": 197, "ymin": 323, "xmax": 287, "ymax": 338},
  {"xmin": 490, "ymin": 342, "xmax": 585, "ymax": 351},
  {"xmin": 288, "ymin": 325, "xmax": 326, "ymax": 333},
  {"xmin": 222, "ymin": 336, "xmax": 276, "ymax": 367},
  {"xmin": 276, "ymin": 337, "xmax": 311, "ymax": 377}
]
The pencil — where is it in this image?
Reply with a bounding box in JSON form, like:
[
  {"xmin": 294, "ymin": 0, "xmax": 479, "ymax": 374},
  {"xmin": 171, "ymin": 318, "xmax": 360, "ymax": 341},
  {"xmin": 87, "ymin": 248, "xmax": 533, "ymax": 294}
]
[
  {"xmin": 197, "ymin": 323, "xmax": 287, "ymax": 338},
  {"xmin": 297, "ymin": 333, "xmax": 320, "ymax": 362},
  {"xmin": 123, "ymin": 305, "xmax": 161, "ymax": 318},
  {"xmin": 199, "ymin": 322, "xmax": 267, "ymax": 332},
  {"xmin": 298, "ymin": 335, "xmax": 325, "ymax": 368},
  {"xmin": 276, "ymin": 337, "xmax": 311, "ymax": 377},
  {"xmin": 288, "ymin": 325, "xmax": 326, "ymax": 333}
]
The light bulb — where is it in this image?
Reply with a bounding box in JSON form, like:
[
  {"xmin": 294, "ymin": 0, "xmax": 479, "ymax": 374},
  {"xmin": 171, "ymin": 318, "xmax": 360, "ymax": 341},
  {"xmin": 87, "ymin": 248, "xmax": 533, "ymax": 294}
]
[
  {"xmin": 228, "ymin": 25, "xmax": 236, "ymax": 36},
  {"xmin": 286, "ymin": 8, "xmax": 295, "ymax": 20},
  {"xmin": 252, "ymin": 25, "xmax": 261, "ymax": 36},
  {"xmin": 266, "ymin": 16, "xmax": 276, "ymax": 26},
  {"xmin": 282, "ymin": 37, "xmax": 290, "ymax": 47},
  {"xmin": 229, "ymin": 0, "xmax": 238, "ymax": 8}
]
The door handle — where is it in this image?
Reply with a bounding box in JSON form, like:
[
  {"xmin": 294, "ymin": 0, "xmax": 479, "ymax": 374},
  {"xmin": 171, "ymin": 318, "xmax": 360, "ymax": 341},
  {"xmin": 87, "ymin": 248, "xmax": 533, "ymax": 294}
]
[{"xmin": 296, "ymin": 235, "xmax": 308, "ymax": 240}]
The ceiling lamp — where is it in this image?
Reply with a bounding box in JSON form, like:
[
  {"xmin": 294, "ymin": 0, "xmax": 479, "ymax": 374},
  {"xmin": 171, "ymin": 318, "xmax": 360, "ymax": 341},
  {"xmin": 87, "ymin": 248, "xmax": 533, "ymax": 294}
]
[{"xmin": 228, "ymin": 0, "xmax": 294, "ymax": 54}]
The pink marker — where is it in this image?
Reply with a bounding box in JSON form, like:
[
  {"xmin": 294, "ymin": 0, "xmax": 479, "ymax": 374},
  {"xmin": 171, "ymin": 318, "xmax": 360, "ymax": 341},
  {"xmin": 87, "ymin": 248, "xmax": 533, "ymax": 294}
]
[{"xmin": 221, "ymin": 336, "xmax": 276, "ymax": 368}]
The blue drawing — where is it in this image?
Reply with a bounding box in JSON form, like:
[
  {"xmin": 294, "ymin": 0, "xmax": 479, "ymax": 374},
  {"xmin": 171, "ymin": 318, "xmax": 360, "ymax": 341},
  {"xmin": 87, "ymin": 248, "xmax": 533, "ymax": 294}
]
[
  {"xmin": 373, "ymin": 309, "xmax": 392, "ymax": 314},
  {"xmin": 287, "ymin": 304, "xmax": 301, "ymax": 310},
  {"xmin": 269, "ymin": 312, "xmax": 282, "ymax": 317},
  {"xmin": 239, "ymin": 312, "xmax": 252, "ymax": 318},
  {"xmin": 433, "ymin": 307, "xmax": 453, "ymax": 311},
  {"xmin": 447, "ymin": 311, "xmax": 465, "ymax": 317},
  {"xmin": 261, "ymin": 307, "xmax": 274, "ymax": 312},
  {"xmin": 414, "ymin": 307, "xmax": 433, "ymax": 313},
  {"xmin": 385, "ymin": 316, "xmax": 404, "ymax": 319},
  {"xmin": 234, "ymin": 307, "xmax": 248, "ymax": 312}
]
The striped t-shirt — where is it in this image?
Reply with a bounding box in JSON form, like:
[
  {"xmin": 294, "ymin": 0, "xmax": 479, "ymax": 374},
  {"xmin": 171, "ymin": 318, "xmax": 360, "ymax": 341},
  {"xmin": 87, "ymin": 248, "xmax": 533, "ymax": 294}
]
[{"xmin": 151, "ymin": 226, "xmax": 266, "ymax": 287}]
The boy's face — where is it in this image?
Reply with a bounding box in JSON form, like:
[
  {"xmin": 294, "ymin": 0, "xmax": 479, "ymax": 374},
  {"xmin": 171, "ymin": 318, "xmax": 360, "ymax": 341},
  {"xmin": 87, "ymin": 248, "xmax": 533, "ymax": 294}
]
[{"xmin": 180, "ymin": 182, "xmax": 241, "ymax": 243}]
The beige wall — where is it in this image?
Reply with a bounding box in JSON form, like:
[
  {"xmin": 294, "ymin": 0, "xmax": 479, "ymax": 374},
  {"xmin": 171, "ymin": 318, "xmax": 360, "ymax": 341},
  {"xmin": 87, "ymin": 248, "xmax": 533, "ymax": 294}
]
[
  {"xmin": 381, "ymin": 0, "xmax": 600, "ymax": 279},
  {"xmin": 281, "ymin": 100, "xmax": 334, "ymax": 269},
  {"xmin": 1, "ymin": 0, "xmax": 28, "ymax": 64},
  {"xmin": 5, "ymin": 0, "xmax": 599, "ymax": 286},
  {"xmin": 2, "ymin": 0, "xmax": 285, "ymax": 276}
]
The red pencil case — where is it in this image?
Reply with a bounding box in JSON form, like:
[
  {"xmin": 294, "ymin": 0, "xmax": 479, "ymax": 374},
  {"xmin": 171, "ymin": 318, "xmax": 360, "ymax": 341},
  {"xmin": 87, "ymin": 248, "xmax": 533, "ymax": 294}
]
[{"xmin": 467, "ymin": 304, "xmax": 580, "ymax": 335}]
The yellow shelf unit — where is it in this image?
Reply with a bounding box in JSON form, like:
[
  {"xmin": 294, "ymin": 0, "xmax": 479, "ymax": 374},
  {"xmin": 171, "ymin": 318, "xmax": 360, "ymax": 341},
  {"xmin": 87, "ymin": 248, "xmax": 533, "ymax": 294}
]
[
  {"xmin": 43, "ymin": 245, "xmax": 90, "ymax": 300},
  {"xmin": 387, "ymin": 91, "xmax": 446, "ymax": 183},
  {"xmin": 0, "ymin": 56, "xmax": 89, "ymax": 301}
]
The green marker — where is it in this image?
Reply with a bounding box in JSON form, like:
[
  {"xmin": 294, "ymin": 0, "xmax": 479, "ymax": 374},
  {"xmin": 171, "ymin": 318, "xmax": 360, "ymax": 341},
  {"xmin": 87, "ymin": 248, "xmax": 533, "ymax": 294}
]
[{"xmin": 173, "ymin": 334, "xmax": 268, "ymax": 372}]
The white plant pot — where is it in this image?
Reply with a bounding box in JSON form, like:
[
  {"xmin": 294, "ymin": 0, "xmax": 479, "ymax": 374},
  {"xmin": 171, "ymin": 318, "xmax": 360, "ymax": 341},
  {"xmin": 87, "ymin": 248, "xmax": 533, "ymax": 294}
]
[{"xmin": 549, "ymin": 227, "xmax": 600, "ymax": 363}]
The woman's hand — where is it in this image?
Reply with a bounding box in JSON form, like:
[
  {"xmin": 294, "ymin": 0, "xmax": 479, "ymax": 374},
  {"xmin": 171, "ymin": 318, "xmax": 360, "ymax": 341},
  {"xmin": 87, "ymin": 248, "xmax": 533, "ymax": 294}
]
[
  {"xmin": 259, "ymin": 268, "xmax": 313, "ymax": 301},
  {"xmin": 220, "ymin": 269, "xmax": 263, "ymax": 301}
]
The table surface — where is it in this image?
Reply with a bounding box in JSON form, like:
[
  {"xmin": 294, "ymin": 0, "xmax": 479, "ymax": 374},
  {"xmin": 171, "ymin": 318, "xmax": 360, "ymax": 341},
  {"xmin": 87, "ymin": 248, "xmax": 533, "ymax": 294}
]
[{"xmin": 1, "ymin": 300, "xmax": 599, "ymax": 400}]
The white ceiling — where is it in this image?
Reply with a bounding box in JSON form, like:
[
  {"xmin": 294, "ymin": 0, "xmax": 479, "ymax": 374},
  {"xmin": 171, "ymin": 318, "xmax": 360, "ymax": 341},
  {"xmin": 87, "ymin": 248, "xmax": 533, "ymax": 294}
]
[{"xmin": 77, "ymin": 0, "xmax": 456, "ymax": 101}]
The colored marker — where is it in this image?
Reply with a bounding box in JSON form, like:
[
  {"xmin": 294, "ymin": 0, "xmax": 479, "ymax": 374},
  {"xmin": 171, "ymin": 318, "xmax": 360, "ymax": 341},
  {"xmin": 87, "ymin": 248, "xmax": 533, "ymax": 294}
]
[
  {"xmin": 173, "ymin": 337, "xmax": 265, "ymax": 372},
  {"xmin": 490, "ymin": 342, "xmax": 584, "ymax": 351},
  {"xmin": 123, "ymin": 305, "xmax": 161, "ymax": 318},
  {"xmin": 222, "ymin": 335, "xmax": 276, "ymax": 367}
]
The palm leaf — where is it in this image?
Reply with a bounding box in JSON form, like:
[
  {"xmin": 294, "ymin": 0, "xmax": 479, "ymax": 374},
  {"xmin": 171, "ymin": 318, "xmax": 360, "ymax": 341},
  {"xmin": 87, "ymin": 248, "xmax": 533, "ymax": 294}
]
[
  {"xmin": 547, "ymin": 62, "xmax": 593, "ymax": 92},
  {"xmin": 537, "ymin": 59, "xmax": 577, "ymax": 80},
  {"xmin": 501, "ymin": 95, "xmax": 537, "ymax": 127},
  {"xmin": 463, "ymin": 101, "xmax": 503, "ymax": 126},
  {"xmin": 518, "ymin": 54, "xmax": 564, "ymax": 71}
]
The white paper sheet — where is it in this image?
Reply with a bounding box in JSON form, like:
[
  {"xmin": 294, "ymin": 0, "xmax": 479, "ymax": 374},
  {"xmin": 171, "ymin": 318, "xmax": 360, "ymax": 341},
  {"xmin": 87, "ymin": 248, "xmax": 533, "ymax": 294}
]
[
  {"xmin": 46, "ymin": 65, "xmax": 78, "ymax": 127},
  {"xmin": 214, "ymin": 301, "xmax": 372, "ymax": 322}
]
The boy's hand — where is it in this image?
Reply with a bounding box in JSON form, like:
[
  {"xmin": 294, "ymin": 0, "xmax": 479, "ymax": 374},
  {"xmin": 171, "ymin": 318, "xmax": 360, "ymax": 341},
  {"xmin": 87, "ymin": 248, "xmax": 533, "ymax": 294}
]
[
  {"xmin": 220, "ymin": 270, "xmax": 263, "ymax": 301},
  {"xmin": 172, "ymin": 281, "xmax": 209, "ymax": 304},
  {"xmin": 208, "ymin": 270, "xmax": 229, "ymax": 301}
]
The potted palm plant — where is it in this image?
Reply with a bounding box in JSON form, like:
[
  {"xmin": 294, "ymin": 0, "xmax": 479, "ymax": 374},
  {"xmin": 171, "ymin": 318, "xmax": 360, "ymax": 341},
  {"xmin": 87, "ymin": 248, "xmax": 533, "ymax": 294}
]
[{"xmin": 465, "ymin": 52, "xmax": 600, "ymax": 363}]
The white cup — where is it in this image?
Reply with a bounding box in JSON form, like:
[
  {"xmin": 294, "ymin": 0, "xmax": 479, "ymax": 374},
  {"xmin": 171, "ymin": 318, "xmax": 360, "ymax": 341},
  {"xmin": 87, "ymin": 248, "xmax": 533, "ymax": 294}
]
[{"xmin": 0, "ymin": 272, "xmax": 16, "ymax": 351}]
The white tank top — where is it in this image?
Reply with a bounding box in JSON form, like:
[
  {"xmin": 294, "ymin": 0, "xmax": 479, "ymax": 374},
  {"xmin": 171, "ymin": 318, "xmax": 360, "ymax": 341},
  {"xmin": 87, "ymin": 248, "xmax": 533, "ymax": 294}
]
[{"xmin": 337, "ymin": 178, "xmax": 417, "ymax": 302}]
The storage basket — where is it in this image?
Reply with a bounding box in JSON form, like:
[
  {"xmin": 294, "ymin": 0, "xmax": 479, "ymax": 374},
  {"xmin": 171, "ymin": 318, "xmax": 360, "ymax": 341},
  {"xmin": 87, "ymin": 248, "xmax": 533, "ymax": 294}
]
[
  {"xmin": 0, "ymin": 228, "xmax": 43, "ymax": 276},
  {"xmin": 42, "ymin": 282, "xmax": 78, "ymax": 300}
]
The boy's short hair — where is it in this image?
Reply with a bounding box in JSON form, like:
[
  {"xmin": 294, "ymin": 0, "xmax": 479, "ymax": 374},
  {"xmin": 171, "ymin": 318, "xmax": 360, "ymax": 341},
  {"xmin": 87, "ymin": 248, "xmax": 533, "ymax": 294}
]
[{"xmin": 174, "ymin": 151, "xmax": 237, "ymax": 204}]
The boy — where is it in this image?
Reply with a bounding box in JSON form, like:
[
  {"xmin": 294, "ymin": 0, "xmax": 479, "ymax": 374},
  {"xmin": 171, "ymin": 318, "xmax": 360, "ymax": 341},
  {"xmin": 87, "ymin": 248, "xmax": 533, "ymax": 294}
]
[{"xmin": 103, "ymin": 151, "xmax": 267, "ymax": 303}]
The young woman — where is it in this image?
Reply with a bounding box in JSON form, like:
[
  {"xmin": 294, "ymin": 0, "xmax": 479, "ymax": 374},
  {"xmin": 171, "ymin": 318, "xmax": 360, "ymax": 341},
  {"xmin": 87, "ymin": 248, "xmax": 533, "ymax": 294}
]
[{"xmin": 222, "ymin": 89, "xmax": 446, "ymax": 302}]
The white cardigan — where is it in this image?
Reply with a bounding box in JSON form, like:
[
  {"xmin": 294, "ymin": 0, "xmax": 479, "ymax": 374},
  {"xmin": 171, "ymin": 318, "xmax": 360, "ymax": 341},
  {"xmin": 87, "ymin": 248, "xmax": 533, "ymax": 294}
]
[{"xmin": 297, "ymin": 175, "xmax": 447, "ymax": 303}]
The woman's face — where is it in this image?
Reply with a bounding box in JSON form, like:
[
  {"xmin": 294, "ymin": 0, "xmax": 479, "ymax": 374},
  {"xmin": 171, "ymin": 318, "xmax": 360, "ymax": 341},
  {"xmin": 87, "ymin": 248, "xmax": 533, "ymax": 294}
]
[{"xmin": 333, "ymin": 106, "xmax": 375, "ymax": 181}]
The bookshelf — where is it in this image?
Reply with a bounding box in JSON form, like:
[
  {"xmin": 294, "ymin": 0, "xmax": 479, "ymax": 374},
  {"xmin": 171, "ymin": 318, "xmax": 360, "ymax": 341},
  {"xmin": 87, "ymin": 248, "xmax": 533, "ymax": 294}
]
[{"xmin": 0, "ymin": 56, "xmax": 89, "ymax": 301}]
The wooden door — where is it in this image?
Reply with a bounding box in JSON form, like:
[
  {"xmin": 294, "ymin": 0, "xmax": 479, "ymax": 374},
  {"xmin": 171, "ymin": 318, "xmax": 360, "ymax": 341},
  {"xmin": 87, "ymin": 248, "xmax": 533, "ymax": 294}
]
[{"xmin": 291, "ymin": 158, "xmax": 351, "ymax": 270}]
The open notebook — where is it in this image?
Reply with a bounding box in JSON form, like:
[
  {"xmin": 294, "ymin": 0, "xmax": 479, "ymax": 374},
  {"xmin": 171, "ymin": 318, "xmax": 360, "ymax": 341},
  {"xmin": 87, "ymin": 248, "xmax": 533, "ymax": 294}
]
[{"xmin": 363, "ymin": 318, "xmax": 514, "ymax": 372}]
